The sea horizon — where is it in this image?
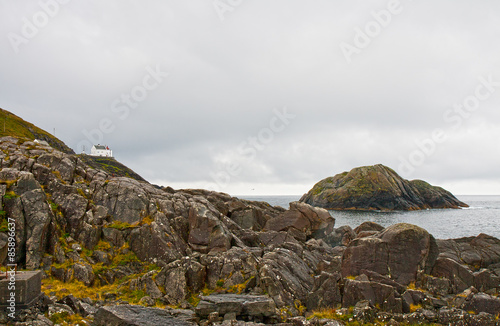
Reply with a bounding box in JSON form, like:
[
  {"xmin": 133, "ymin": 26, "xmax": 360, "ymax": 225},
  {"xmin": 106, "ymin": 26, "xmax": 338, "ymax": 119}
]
[{"xmin": 239, "ymin": 194, "xmax": 500, "ymax": 240}]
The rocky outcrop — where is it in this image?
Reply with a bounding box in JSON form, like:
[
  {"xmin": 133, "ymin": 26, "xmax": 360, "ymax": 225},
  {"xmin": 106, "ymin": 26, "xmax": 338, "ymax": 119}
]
[
  {"xmin": 341, "ymin": 223, "xmax": 438, "ymax": 285},
  {"xmin": 195, "ymin": 294, "xmax": 276, "ymax": 320},
  {"xmin": 1, "ymin": 132, "xmax": 500, "ymax": 325},
  {"xmin": 300, "ymin": 164, "xmax": 468, "ymax": 210},
  {"xmin": 264, "ymin": 201, "xmax": 335, "ymax": 240}
]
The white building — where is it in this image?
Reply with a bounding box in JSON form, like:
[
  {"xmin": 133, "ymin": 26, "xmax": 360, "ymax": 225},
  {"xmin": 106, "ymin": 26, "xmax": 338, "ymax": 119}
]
[{"xmin": 90, "ymin": 144, "xmax": 113, "ymax": 157}]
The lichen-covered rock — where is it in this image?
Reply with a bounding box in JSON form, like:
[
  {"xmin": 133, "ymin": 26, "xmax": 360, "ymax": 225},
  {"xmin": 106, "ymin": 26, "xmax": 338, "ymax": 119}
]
[
  {"xmin": 188, "ymin": 203, "xmax": 232, "ymax": 253},
  {"xmin": 93, "ymin": 305, "xmax": 196, "ymax": 326},
  {"xmin": 436, "ymin": 233, "xmax": 500, "ymax": 269},
  {"xmin": 195, "ymin": 294, "xmax": 277, "ymax": 319},
  {"xmin": 342, "ymin": 279, "xmax": 403, "ymax": 313},
  {"xmin": 431, "ymin": 257, "xmax": 475, "ymax": 293},
  {"xmin": 258, "ymin": 248, "xmax": 314, "ymax": 308},
  {"xmin": 354, "ymin": 221, "xmax": 385, "ymax": 234},
  {"xmin": 460, "ymin": 292, "xmax": 500, "ymax": 316},
  {"xmin": 1, "ymin": 170, "xmax": 53, "ymax": 269},
  {"xmin": 92, "ymin": 178, "xmax": 151, "ymax": 225},
  {"xmin": 264, "ymin": 201, "xmax": 334, "ymax": 240},
  {"xmin": 341, "ymin": 223, "xmax": 438, "ymax": 285},
  {"xmin": 300, "ymin": 164, "xmax": 468, "ymax": 210},
  {"xmin": 306, "ymin": 271, "xmax": 342, "ymax": 310},
  {"xmin": 72, "ymin": 263, "xmax": 95, "ymax": 287},
  {"xmin": 325, "ymin": 225, "xmax": 356, "ymax": 247},
  {"xmin": 200, "ymin": 247, "xmax": 258, "ymax": 290},
  {"xmin": 129, "ymin": 222, "xmax": 185, "ymax": 265},
  {"xmin": 129, "ymin": 271, "xmax": 164, "ymax": 300}
]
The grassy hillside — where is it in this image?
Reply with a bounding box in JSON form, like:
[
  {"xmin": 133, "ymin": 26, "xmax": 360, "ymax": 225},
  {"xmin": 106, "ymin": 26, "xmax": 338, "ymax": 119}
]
[
  {"xmin": 0, "ymin": 108, "xmax": 74, "ymax": 154},
  {"xmin": 1, "ymin": 107, "xmax": 148, "ymax": 182}
]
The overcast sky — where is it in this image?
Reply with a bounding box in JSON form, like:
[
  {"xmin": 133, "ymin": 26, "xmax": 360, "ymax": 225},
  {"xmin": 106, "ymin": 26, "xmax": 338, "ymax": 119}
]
[{"xmin": 1, "ymin": 0, "xmax": 500, "ymax": 196}]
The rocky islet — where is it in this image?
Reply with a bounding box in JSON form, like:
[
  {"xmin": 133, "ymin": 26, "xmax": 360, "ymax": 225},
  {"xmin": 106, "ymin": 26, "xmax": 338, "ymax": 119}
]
[{"xmin": 300, "ymin": 164, "xmax": 469, "ymax": 211}]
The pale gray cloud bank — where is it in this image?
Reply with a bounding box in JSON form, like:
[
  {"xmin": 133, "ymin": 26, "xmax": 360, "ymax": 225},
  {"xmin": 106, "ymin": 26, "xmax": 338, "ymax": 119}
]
[{"xmin": 1, "ymin": 0, "xmax": 499, "ymax": 195}]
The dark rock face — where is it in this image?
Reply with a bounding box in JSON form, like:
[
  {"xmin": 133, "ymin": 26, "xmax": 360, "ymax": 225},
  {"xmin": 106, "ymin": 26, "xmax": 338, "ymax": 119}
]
[
  {"xmin": 188, "ymin": 203, "xmax": 232, "ymax": 254},
  {"xmin": 306, "ymin": 271, "xmax": 342, "ymax": 310},
  {"xmin": 92, "ymin": 305, "xmax": 196, "ymax": 326},
  {"xmin": 342, "ymin": 279, "xmax": 403, "ymax": 313},
  {"xmin": 258, "ymin": 248, "xmax": 314, "ymax": 307},
  {"xmin": 300, "ymin": 164, "xmax": 468, "ymax": 210},
  {"xmin": 460, "ymin": 292, "xmax": 500, "ymax": 316},
  {"xmin": 341, "ymin": 223, "xmax": 438, "ymax": 285},
  {"xmin": 195, "ymin": 294, "xmax": 276, "ymax": 319},
  {"xmin": 264, "ymin": 201, "xmax": 334, "ymax": 240}
]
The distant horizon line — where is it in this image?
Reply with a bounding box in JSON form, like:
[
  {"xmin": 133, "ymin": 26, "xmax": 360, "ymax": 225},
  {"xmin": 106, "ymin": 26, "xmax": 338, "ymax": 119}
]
[{"xmin": 234, "ymin": 194, "xmax": 500, "ymax": 197}]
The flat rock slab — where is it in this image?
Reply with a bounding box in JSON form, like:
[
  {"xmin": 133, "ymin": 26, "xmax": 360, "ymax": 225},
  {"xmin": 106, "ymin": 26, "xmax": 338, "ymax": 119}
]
[
  {"xmin": 0, "ymin": 270, "xmax": 42, "ymax": 309},
  {"xmin": 195, "ymin": 294, "xmax": 276, "ymax": 318},
  {"xmin": 92, "ymin": 305, "xmax": 196, "ymax": 326}
]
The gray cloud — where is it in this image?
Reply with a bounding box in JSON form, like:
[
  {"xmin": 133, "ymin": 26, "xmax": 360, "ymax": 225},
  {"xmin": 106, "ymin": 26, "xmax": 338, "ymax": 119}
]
[{"xmin": 1, "ymin": 0, "xmax": 499, "ymax": 195}]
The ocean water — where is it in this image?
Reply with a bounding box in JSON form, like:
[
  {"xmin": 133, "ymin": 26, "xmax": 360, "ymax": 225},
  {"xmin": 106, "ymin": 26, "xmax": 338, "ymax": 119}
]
[{"xmin": 239, "ymin": 195, "xmax": 500, "ymax": 240}]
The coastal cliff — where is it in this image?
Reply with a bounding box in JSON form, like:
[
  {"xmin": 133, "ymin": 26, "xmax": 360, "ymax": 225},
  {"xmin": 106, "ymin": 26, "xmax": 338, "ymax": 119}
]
[{"xmin": 300, "ymin": 164, "xmax": 468, "ymax": 211}]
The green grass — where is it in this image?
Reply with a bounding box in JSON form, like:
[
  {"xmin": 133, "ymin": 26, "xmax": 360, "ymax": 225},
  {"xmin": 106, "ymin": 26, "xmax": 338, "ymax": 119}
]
[
  {"xmin": 106, "ymin": 220, "xmax": 134, "ymax": 230},
  {"xmin": 3, "ymin": 191, "xmax": 18, "ymax": 200},
  {"xmin": 0, "ymin": 108, "xmax": 73, "ymax": 154},
  {"xmin": 48, "ymin": 311, "xmax": 89, "ymax": 326},
  {"xmin": 0, "ymin": 212, "xmax": 8, "ymax": 232}
]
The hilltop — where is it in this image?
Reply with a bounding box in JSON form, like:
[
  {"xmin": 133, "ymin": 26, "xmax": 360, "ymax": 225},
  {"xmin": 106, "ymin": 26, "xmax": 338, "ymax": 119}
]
[
  {"xmin": 300, "ymin": 164, "xmax": 468, "ymax": 210},
  {"xmin": 0, "ymin": 108, "xmax": 74, "ymax": 154}
]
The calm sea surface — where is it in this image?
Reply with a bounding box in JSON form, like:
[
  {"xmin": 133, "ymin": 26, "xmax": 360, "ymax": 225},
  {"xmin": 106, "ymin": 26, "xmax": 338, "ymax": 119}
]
[{"xmin": 238, "ymin": 195, "xmax": 500, "ymax": 240}]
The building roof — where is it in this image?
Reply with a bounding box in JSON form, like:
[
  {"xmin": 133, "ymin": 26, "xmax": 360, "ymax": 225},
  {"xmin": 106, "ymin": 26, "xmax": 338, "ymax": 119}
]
[{"xmin": 93, "ymin": 145, "xmax": 107, "ymax": 150}]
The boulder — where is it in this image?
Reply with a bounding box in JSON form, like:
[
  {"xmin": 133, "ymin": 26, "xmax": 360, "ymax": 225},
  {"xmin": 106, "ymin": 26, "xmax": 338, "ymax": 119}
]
[
  {"xmin": 129, "ymin": 271, "xmax": 164, "ymax": 300},
  {"xmin": 264, "ymin": 201, "xmax": 334, "ymax": 240},
  {"xmin": 306, "ymin": 272, "xmax": 342, "ymax": 310},
  {"xmin": 418, "ymin": 274, "xmax": 452, "ymax": 296},
  {"xmin": 4, "ymin": 171, "xmax": 53, "ymax": 269},
  {"xmin": 188, "ymin": 203, "xmax": 232, "ymax": 253},
  {"xmin": 230, "ymin": 207, "xmax": 268, "ymax": 231},
  {"xmin": 200, "ymin": 247, "xmax": 258, "ymax": 290},
  {"xmin": 325, "ymin": 225, "xmax": 356, "ymax": 247},
  {"xmin": 92, "ymin": 178, "xmax": 151, "ymax": 224},
  {"xmin": 460, "ymin": 292, "xmax": 500, "ymax": 316},
  {"xmin": 258, "ymin": 248, "xmax": 314, "ymax": 308},
  {"xmin": 72, "ymin": 263, "xmax": 95, "ymax": 287},
  {"xmin": 437, "ymin": 233, "xmax": 500, "ymax": 268},
  {"xmin": 354, "ymin": 221, "xmax": 385, "ymax": 234},
  {"xmin": 401, "ymin": 289, "xmax": 426, "ymax": 313},
  {"xmin": 342, "ymin": 279, "xmax": 403, "ymax": 313},
  {"xmin": 195, "ymin": 294, "xmax": 276, "ymax": 319},
  {"xmin": 431, "ymin": 257, "xmax": 475, "ymax": 293},
  {"xmin": 92, "ymin": 305, "xmax": 196, "ymax": 326},
  {"xmin": 341, "ymin": 223, "xmax": 438, "ymax": 285},
  {"xmin": 129, "ymin": 222, "xmax": 185, "ymax": 265}
]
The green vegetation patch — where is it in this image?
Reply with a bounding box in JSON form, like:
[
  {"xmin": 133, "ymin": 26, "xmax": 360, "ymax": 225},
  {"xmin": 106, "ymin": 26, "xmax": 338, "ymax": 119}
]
[{"xmin": 0, "ymin": 108, "xmax": 74, "ymax": 154}]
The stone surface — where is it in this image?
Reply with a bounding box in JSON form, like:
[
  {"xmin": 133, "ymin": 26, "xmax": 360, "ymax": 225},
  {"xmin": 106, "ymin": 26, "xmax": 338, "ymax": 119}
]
[
  {"xmin": 0, "ymin": 271, "xmax": 42, "ymax": 309},
  {"xmin": 341, "ymin": 223, "xmax": 438, "ymax": 285},
  {"xmin": 195, "ymin": 294, "xmax": 276, "ymax": 318},
  {"xmin": 92, "ymin": 305, "xmax": 196, "ymax": 326},
  {"xmin": 264, "ymin": 201, "xmax": 334, "ymax": 240},
  {"xmin": 300, "ymin": 164, "xmax": 468, "ymax": 210},
  {"xmin": 460, "ymin": 292, "xmax": 500, "ymax": 316},
  {"xmin": 431, "ymin": 257, "xmax": 475, "ymax": 293},
  {"xmin": 342, "ymin": 279, "xmax": 403, "ymax": 313}
]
